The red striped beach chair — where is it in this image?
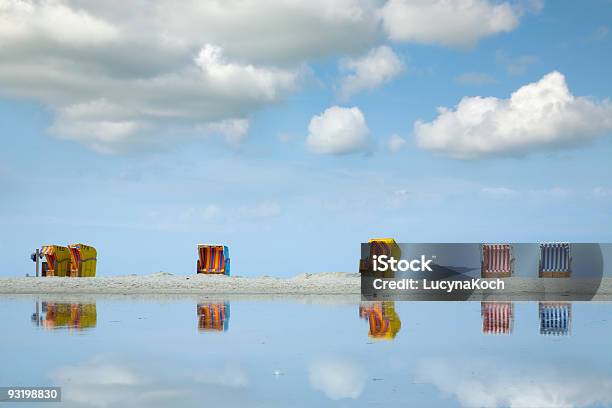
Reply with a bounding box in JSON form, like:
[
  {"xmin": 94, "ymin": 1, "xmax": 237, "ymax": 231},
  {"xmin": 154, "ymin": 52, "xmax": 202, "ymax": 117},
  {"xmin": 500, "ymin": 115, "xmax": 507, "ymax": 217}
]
[{"xmin": 481, "ymin": 244, "xmax": 513, "ymax": 278}]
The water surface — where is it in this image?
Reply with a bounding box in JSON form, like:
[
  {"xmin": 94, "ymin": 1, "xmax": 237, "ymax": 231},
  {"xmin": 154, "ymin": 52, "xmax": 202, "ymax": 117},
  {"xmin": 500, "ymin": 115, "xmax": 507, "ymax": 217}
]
[{"xmin": 1, "ymin": 297, "xmax": 611, "ymax": 407}]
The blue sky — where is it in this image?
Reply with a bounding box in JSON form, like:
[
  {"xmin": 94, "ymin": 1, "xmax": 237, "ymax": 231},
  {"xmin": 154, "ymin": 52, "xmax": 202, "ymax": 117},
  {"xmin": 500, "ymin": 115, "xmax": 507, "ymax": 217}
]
[{"xmin": 1, "ymin": 0, "xmax": 611, "ymax": 277}]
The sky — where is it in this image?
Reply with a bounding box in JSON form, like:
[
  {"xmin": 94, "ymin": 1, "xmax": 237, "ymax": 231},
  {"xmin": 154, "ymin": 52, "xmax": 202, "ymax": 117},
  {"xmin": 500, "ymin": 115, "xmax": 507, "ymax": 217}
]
[{"xmin": 1, "ymin": 0, "xmax": 611, "ymax": 277}]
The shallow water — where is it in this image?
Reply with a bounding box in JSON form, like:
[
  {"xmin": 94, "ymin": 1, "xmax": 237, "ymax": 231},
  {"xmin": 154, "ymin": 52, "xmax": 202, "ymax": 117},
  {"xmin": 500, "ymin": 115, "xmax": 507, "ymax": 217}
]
[{"xmin": 1, "ymin": 297, "xmax": 611, "ymax": 407}]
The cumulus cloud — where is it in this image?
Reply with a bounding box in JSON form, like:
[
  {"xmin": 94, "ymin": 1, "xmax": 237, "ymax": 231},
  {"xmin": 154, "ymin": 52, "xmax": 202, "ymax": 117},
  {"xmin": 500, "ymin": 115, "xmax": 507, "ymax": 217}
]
[
  {"xmin": 416, "ymin": 357, "xmax": 612, "ymax": 408},
  {"xmin": 0, "ymin": 0, "xmax": 536, "ymax": 153},
  {"xmin": 379, "ymin": 0, "xmax": 520, "ymax": 47},
  {"xmin": 339, "ymin": 46, "xmax": 404, "ymax": 98},
  {"xmin": 308, "ymin": 359, "xmax": 366, "ymax": 400},
  {"xmin": 9, "ymin": 39, "xmax": 298, "ymax": 153},
  {"xmin": 0, "ymin": 0, "xmax": 118, "ymax": 45},
  {"xmin": 306, "ymin": 106, "xmax": 371, "ymax": 154},
  {"xmin": 0, "ymin": 0, "xmax": 382, "ymax": 153},
  {"xmin": 414, "ymin": 71, "xmax": 612, "ymax": 159}
]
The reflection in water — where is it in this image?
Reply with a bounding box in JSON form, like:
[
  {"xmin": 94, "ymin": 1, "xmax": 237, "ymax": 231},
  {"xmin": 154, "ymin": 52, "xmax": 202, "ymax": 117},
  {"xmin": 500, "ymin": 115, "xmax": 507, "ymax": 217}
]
[
  {"xmin": 309, "ymin": 359, "xmax": 366, "ymax": 400},
  {"xmin": 197, "ymin": 302, "xmax": 230, "ymax": 332},
  {"xmin": 481, "ymin": 302, "xmax": 514, "ymax": 335},
  {"xmin": 31, "ymin": 301, "xmax": 97, "ymax": 330},
  {"xmin": 50, "ymin": 357, "xmax": 261, "ymax": 408},
  {"xmin": 416, "ymin": 356, "xmax": 612, "ymax": 408},
  {"xmin": 539, "ymin": 302, "xmax": 571, "ymax": 336},
  {"xmin": 359, "ymin": 301, "xmax": 401, "ymax": 340}
]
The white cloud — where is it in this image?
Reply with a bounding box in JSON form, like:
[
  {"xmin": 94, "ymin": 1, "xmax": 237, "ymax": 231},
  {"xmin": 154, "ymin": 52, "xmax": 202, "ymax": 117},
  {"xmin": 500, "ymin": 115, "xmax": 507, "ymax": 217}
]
[
  {"xmin": 50, "ymin": 358, "xmax": 256, "ymax": 408},
  {"xmin": 12, "ymin": 41, "xmax": 298, "ymax": 153},
  {"xmin": 415, "ymin": 71, "xmax": 612, "ymax": 159},
  {"xmin": 54, "ymin": 361, "xmax": 141, "ymax": 386},
  {"xmin": 388, "ymin": 134, "xmax": 407, "ymax": 153},
  {"xmin": 0, "ymin": 0, "xmax": 540, "ymax": 154},
  {"xmin": 201, "ymin": 118, "xmax": 250, "ymax": 148},
  {"xmin": 0, "ymin": 0, "xmax": 118, "ymax": 45},
  {"xmin": 0, "ymin": 0, "xmax": 382, "ymax": 153},
  {"xmin": 417, "ymin": 357, "xmax": 612, "ymax": 408},
  {"xmin": 340, "ymin": 46, "xmax": 404, "ymax": 98},
  {"xmin": 306, "ymin": 106, "xmax": 370, "ymax": 155},
  {"xmin": 309, "ymin": 359, "xmax": 366, "ymax": 400},
  {"xmin": 379, "ymin": 0, "xmax": 519, "ymax": 47}
]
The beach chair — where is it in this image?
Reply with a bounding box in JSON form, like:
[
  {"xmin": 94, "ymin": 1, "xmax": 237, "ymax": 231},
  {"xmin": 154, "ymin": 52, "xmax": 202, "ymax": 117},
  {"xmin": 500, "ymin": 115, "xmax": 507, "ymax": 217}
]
[
  {"xmin": 481, "ymin": 244, "xmax": 513, "ymax": 278},
  {"xmin": 359, "ymin": 238, "xmax": 401, "ymax": 277},
  {"xmin": 197, "ymin": 245, "xmax": 230, "ymax": 275},
  {"xmin": 40, "ymin": 245, "xmax": 71, "ymax": 277},
  {"xmin": 68, "ymin": 244, "xmax": 97, "ymax": 277},
  {"xmin": 539, "ymin": 243, "xmax": 571, "ymax": 278}
]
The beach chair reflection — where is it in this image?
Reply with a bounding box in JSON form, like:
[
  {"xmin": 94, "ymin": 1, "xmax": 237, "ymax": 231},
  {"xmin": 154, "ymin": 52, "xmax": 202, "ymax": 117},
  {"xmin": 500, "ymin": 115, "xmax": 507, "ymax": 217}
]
[
  {"xmin": 481, "ymin": 302, "xmax": 514, "ymax": 335},
  {"xmin": 359, "ymin": 238, "xmax": 401, "ymax": 278},
  {"xmin": 539, "ymin": 302, "xmax": 571, "ymax": 336},
  {"xmin": 31, "ymin": 301, "xmax": 97, "ymax": 330},
  {"xmin": 359, "ymin": 301, "xmax": 401, "ymax": 340},
  {"xmin": 197, "ymin": 302, "xmax": 230, "ymax": 332}
]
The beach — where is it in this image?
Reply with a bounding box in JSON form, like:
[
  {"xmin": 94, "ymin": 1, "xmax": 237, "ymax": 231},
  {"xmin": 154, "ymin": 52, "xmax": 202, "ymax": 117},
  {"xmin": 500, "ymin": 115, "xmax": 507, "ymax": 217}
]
[
  {"xmin": 0, "ymin": 272, "xmax": 361, "ymax": 295},
  {"xmin": 3, "ymin": 273, "xmax": 612, "ymax": 300}
]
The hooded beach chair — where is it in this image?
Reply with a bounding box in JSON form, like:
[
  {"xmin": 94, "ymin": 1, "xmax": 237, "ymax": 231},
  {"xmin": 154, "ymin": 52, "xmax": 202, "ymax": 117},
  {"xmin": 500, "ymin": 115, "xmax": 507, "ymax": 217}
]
[
  {"xmin": 197, "ymin": 245, "xmax": 230, "ymax": 275},
  {"xmin": 68, "ymin": 244, "xmax": 97, "ymax": 277},
  {"xmin": 40, "ymin": 245, "xmax": 71, "ymax": 277},
  {"xmin": 359, "ymin": 238, "xmax": 401, "ymax": 277},
  {"xmin": 539, "ymin": 243, "xmax": 571, "ymax": 277},
  {"xmin": 481, "ymin": 244, "xmax": 513, "ymax": 278}
]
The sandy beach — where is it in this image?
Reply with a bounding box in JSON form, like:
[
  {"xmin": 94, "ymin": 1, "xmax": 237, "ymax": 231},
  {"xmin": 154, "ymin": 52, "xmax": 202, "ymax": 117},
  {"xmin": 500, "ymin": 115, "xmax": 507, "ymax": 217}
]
[
  {"xmin": 3, "ymin": 273, "xmax": 612, "ymax": 300},
  {"xmin": 0, "ymin": 272, "xmax": 361, "ymax": 295}
]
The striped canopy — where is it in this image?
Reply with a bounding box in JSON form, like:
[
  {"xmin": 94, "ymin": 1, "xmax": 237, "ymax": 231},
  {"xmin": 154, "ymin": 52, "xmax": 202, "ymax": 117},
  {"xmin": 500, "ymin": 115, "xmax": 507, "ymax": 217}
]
[
  {"xmin": 539, "ymin": 302, "xmax": 571, "ymax": 336},
  {"xmin": 482, "ymin": 244, "xmax": 512, "ymax": 274},
  {"xmin": 540, "ymin": 243, "xmax": 571, "ymax": 272},
  {"xmin": 41, "ymin": 246, "xmax": 55, "ymax": 255},
  {"xmin": 481, "ymin": 302, "xmax": 513, "ymax": 335},
  {"xmin": 198, "ymin": 245, "xmax": 227, "ymax": 273}
]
